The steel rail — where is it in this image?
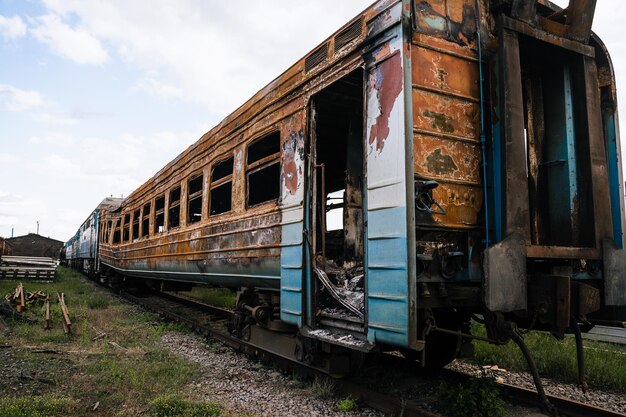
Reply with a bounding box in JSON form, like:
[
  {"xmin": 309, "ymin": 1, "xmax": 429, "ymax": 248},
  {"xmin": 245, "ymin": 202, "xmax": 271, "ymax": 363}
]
[
  {"xmin": 439, "ymin": 369, "xmax": 625, "ymax": 417},
  {"xmin": 118, "ymin": 289, "xmax": 440, "ymax": 417},
  {"xmin": 119, "ymin": 289, "xmax": 624, "ymax": 417}
]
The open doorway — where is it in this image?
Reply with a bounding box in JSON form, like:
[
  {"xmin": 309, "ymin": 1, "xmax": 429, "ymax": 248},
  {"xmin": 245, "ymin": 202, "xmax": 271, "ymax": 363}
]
[{"xmin": 310, "ymin": 68, "xmax": 365, "ymax": 328}]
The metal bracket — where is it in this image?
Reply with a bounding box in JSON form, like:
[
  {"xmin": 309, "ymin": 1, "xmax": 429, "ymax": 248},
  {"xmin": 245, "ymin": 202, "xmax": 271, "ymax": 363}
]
[
  {"xmin": 484, "ymin": 233, "xmax": 527, "ymax": 312},
  {"xmin": 602, "ymin": 238, "xmax": 626, "ymax": 306}
]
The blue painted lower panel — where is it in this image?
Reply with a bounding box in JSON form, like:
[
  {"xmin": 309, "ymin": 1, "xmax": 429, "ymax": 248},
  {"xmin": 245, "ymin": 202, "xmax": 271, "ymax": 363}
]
[
  {"xmin": 280, "ymin": 222, "xmax": 304, "ymax": 326},
  {"xmin": 605, "ymin": 113, "xmax": 623, "ymax": 248},
  {"xmin": 366, "ymin": 207, "xmax": 409, "ymax": 347}
]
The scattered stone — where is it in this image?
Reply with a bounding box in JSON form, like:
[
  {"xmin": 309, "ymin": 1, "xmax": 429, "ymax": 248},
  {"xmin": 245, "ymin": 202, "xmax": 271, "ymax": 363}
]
[
  {"xmin": 161, "ymin": 332, "xmax": 382, "ymax": 417},
  {"xmin": 448, "ymin": 359, "xmax": 626, "ymax": 414}
]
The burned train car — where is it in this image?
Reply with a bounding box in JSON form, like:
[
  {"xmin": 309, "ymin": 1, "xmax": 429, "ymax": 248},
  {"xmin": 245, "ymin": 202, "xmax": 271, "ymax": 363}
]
[{"xmin": 89, "ymin": 0, "xmax": 624, "ymax": 382}]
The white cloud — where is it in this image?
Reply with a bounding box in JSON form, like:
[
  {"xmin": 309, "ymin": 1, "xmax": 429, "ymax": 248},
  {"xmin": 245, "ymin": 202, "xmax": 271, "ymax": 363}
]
[
  {"xmin": 0, "ymin": 153, "xmax": 20, "ymax": 164},
  {"xmin": 135, "ymin": 76, "xmax": 185, "ymax": 99},
  {"xmin": 35, "ymin": 1, "xmax": 368, "ymax": 112},
  {"xmin": 0, "ymin": 84, "xmax": 44, "ymax": 111},
  {"xmin": 34, "ymin": 111, "xmax": 79, "ymax": 125},
  {"xmin": 0, "ymin": 15, "xmax": 26, "ymax": 39},
  {"xmin": 29, "ymin": 133, "xmax": 77, "ymax": 146},
  {"xmin": 0, "ymin": 191, "xmax": 47, "ymax": 234},
  {"xmin": 31, "ymin": 14, "xmax": 108, "ymax": 65}
]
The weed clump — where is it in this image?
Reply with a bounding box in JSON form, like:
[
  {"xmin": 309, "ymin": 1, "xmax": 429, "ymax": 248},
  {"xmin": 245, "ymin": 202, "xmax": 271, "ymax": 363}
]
[
  {"xmin": 149, "ymin": 394, "xmax": 223, "ymax": 417},
  {"xmin": 336, "ymin": 396, "xmax": 357, "ymax": 412},
  {"xmin": 311, "ymin": 375, "xmax": 335, "ymax": 399},
  {"xmin": 87, "ymin": 294, "xmax": 110, "ymax": 309},
  {"xmin": 0, "ymin": 395, "xmax": 76, "ymax": 417},
  {"xmin": 437, "ymin": 377, "xmax": 505, "ymax": 417}
]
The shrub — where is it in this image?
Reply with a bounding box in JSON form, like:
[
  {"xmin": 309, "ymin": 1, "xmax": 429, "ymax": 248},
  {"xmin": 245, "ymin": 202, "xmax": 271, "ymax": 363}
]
[
  {"xmin": 336, "ymin": 397, "xmax": 357, "ymax": 412},
  {"xmin": 437, "ymin": 377, "xmax": 505, "ymax": 417}
]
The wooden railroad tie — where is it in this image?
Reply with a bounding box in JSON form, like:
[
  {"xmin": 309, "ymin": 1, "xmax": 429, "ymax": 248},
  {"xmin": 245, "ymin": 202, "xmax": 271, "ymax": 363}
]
[
  {"xmin": 15, "ymin": 283, "xmax": 25, "ymax": 313},
  {"xmin": 57, "ymin": 292, "xmax": 72, "ymax": 335},
  {"xmin": 44, "ymin": 296, "xmax": 51, "ymax": 330}
]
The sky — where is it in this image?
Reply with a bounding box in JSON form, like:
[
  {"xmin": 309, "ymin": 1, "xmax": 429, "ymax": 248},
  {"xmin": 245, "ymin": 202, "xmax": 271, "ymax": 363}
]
[{"xmin": 0, "ymin": 0, "xmax": 624, "ymax": 242}]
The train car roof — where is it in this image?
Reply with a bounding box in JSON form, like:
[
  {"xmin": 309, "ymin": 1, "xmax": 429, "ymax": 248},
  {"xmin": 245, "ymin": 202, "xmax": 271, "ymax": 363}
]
[{"xmin": 119, "ymin": 0, "xmax": 391, "ymax": 209}]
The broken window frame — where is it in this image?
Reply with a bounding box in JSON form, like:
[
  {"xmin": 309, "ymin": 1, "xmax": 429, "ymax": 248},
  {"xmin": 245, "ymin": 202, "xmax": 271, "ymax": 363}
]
[
  {"xmin": 168, "ymin": 186, "xmax": 181, "ymax": 230},
  {"xmin": 187, "ymin": 172, "xmax": 203, "ymax": 224},
  {"xmin": 142, "ymin": 202, "xmax": 151, "ymax": 238},
  {"xmin": 122, "ymin": 213, "xmax": 130, "ymax": 242},
  {"xmin": 113, "ymin": 219, "xmax": 121, "ymax": 244},
  {"xmin": 209, "ymin": 154, "xmax": 234, "ymax": 216},
  {"xmin": 246, "ymin": 131, "xmax": 281, "ymax": 208},
  {"xmin": 154, "ymin": 195, "xmax": 165, "ymax": 233},
  {"xmin": 106, "ymin": 220, "xmax": 112, "ymax": 243},
  {"xmin": 132, "ymin": 209, "xmax": 140, "ymax": 241}
]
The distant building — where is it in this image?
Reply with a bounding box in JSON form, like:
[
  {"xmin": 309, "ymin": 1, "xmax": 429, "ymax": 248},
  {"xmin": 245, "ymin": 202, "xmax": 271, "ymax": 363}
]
[
  {"xmin": 0, "ymin": 237, "xmax": 13, "ymax": 256},
  {"xmin": 6, "ymin": 233, "xmax": 63, "ymax": 259}
]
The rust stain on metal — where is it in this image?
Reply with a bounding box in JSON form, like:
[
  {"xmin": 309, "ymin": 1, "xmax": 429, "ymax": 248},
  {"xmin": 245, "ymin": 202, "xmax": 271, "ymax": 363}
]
[
  {"xmin": 426, "ymin": 148, "xmax": 458, "ymax": 175},
  {"xmin": 368, "ymin": 52, "xmax": 403, "ymax": 152},
  {"xmin": 413, "ymin": 89, "xmax": 479, "ymax": 138},
  {"xmin": 413, "ymin": 0, "xmax": 477, "ymax": 47},
  {"xmin": 423, "ymin": 110, "xmax": 454, "ymax": 133},
  {"xmin": 412, "ymin": 46, "xmax": 479, "ymax": 97},
  {"xmin": 415, "ymin": 136, "xmax": 481, "ymax": 184}
]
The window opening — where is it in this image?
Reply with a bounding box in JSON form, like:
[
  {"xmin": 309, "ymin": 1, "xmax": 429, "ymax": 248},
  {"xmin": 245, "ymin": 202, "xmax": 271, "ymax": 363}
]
[
  {"xmin": 113, "ymin": 220, "xmax": 121, "ymax": 244},
  {"xmin": 155, "ymin": 196, "xmax": 165, "ymax": 233},
  {"xmin": 188, "ymin": 173, "xmax": 203, "ymax": 224},
  {"xmin": 132, "ymin": 209, "xmax": 140, "ymax": 240},
  {"xmin": 246, "ymin": 132, "xmax": 280, "ymax": 207},
  {"xmin": 168, "ymin": 186, "xmax": 181, "ymax": 229},
  {"xmin": 106, "ymin": 220, "xmax": 112, "ymax": 243},
  {"xmin": 122, "ymin": 213, "xmax": 130, "ymax": 242},
  {"xmin": 142, "ymin": 203, "xmax": 151, "ymax": 237},
  {"xmin": 210, "ymin": 156, "xmax": 233, "ymax": 215}
]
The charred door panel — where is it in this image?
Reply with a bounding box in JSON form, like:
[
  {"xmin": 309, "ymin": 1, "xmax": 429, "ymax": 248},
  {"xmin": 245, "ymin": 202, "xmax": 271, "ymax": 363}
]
[
  {"xmin": 365, "ymin": 16, "xmax": 410, "ymax": 346},
  {"xmin": 280, "ymin": 113, "xmax": 306, "ymax": 326},
  {"xmin": 411, "ymin": 0, "xmax": 482, "ymax": 231}
]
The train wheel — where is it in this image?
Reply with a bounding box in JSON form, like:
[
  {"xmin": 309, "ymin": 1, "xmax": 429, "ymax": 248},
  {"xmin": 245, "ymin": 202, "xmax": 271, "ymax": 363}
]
[
  {"xmin": 423, "ymin": 330, "xmax": 460, "ymax": 369},
  {"xmin": 399, "ymin": 335, "xmax": 457, "ymax": 369},
  {"xmin": 403, "ymin": 310, "xmax": 468, "ymax": 369}
]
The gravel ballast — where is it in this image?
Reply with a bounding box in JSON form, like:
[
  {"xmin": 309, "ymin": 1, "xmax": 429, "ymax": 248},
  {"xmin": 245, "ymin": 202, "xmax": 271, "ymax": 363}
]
[
  {"xmin": 448, "ymin": 360, "xmax": 626, "ymax": 414},
  {"xmin": 161, "ymin": 332, "xmax": 624, "ymax": 416},
  {"xmin": 161, "ymin": 332, "xmax": 383, "ymax": 417}
]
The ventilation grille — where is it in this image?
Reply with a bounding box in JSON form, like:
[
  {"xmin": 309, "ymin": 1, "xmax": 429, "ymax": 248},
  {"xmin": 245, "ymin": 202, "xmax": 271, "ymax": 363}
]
[
  {"xmin": 305, "ymin": 42, "xmax": 329, "ymax": 73},
  {"xmin": 334, "ymin": 17, "xmax": 363, "ymax": 52}
]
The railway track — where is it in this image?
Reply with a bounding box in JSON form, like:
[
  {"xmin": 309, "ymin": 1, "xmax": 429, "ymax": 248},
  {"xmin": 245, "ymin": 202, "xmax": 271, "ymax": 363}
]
[{"xmin": 118, "ymin": 288, "xmax": 625, "ymax": 417}]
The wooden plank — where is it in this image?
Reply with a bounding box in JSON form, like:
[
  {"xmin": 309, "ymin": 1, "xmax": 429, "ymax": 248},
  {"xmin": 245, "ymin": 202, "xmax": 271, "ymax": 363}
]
[
  {"xmin": 44, "ymin": 297, "xmax": 51, "ymax": 330},
  {"xmin": 58, "ymin": 293, "xmax": 71, "ymax": 334},
  {"xmin": 500, "ymin": 26, "xmax": 530, "ymax": 241},
  {"xmin": 565, "ymin": 0, "xmax": 597, "ymax": 42},
  {"xmin": 502, "ymin": 16, "xmax": 595, "ymax": 58},
  {"xmin": 583, "ymin": 57, "xmax": 613, "ymax": 245}
]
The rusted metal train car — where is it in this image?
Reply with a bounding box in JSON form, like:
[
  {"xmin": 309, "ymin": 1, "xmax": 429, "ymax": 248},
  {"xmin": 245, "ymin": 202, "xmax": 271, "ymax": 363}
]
[{"xmin": 87, "ymin": 0, "xmax": 624, "ymax": 393}]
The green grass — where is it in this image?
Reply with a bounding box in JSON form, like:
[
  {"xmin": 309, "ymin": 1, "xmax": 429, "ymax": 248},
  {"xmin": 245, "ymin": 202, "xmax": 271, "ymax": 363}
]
[
  {"xmin": 336, "ymin": 396, "xmax": 357, "ymax": 412},
  {"xmin": 311, "ymin": 375, "xmax": 335, "ymax": 399},
  {"xmin": 471, "ymin": 323, "xmax": 626, "ymax": 392},
  {"xmin": 179, "ymin": 287, "xmax": 236, "ymax": 309},
  {"xmin": 437, "ymin": 377, "xmax": 505, "ymax": 417},
  {"xmin": 0, "ymin": 395, "xmax": 77, "ymax": 417},
  {"xmin": 86, "ymin": 294, "xmax": 110, "ymax": 309},
  {"xmin": 149, "ymin": 394, "xmax": 223, "ymax": 417},
  {"xmin": 0, "ymin": 267, "xmax": 226, "ymax": 416}
]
